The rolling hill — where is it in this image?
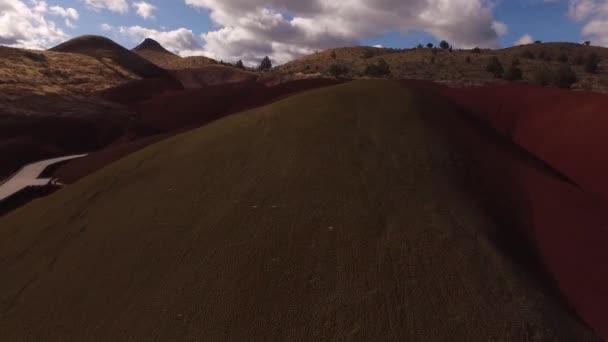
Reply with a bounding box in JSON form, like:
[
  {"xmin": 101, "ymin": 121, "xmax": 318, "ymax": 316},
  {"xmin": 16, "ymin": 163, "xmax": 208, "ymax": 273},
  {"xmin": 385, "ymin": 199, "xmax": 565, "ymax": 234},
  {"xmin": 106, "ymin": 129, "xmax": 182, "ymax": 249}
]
[
  {"xmin": 0, "ymin": 81, "xmax": 603, "ymax": 341},
  {"xmin": 132, "ymin": 38, "xmax": 217, "ymax": 70},
  {"xmin": 50, "ymin": 35, "xmax": 171, "ymax": 79},
  {"xmin": 274, "ymin": 43, "xmax": 608, "ymax": 92}
]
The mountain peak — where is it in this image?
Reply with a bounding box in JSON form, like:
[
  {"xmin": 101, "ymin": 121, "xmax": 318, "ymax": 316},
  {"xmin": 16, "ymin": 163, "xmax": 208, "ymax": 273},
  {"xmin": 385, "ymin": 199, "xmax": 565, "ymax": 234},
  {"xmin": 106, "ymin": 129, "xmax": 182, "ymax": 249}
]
[{"xmin": 133, "ymin": 38, "xmax": 175, "ymax": 55}]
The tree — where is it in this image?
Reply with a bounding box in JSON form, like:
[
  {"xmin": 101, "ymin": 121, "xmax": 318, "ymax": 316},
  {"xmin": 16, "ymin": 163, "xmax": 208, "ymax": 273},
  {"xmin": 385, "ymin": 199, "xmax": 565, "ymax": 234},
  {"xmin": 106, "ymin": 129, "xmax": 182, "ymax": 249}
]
[
  {"xmin": 584, "ymin": 41, "xmax": 591, "ymax": 46},
  {"xmin": 472, "ymin": 47, "xmax": 481, "ymax": 54},
  {"xmin": 331, "ymin": 50, "xmax": 337, "ymax": 60},
  {"xmin": 259, "ymin": 56, "xmax": 272, "ymax": 71},
  {"xmin": 426, "ymin": 43, "xmax": 434, "ymax": 48},
  {"xmin": 417, "ymin": 44, "xmax": 424, "ymax": 49},
  {"xmin": 235, "ymin": 60, "xmax": 245, "ymax": 69},
  {"xmin": 365, "ymin": 58, "xmax": 391, "ymax": 77},
  {"xmin": 584, "ymin": 53, "xmax": 599, "ymax": 73},
  {"xmin": 534, "ymin": 40, "xmax": 542, "ymax": 44},
  {"xmin": 485, "ymin": 56, "xmax": 504, "ymax": 78},
  {"xmin": 439, "ymin": 40, "xmax": 450, "ymax": 49}
]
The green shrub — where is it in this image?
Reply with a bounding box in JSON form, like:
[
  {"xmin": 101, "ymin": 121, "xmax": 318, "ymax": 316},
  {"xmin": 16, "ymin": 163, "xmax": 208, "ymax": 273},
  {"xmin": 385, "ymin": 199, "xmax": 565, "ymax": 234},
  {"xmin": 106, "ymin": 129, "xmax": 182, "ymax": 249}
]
[
  {"xmin": 365, "ymin": 58, "xmax": 391, "ymax": 77},
  {"xmin": 439, "ymin": 40, "xmax": 450, "ymax": 49},
  {"xmin": 485, "ymin": 56, "xmax": 504, "ymax": 78}
]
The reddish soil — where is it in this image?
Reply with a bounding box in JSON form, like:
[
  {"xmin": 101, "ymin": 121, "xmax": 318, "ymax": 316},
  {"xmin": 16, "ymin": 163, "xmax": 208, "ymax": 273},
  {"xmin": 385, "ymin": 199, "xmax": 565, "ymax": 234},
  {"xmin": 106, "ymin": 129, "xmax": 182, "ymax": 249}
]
[
  {"xmin": 54, "ymin": 78, "xmax": 342, "ymax": 183},
  {"xmin": 443, "ymin": 84, "xmax": 608, "ymax": 202},
  {"xmin": 405, "ymin": 81, "xmax": 608, "ymax": 339}
]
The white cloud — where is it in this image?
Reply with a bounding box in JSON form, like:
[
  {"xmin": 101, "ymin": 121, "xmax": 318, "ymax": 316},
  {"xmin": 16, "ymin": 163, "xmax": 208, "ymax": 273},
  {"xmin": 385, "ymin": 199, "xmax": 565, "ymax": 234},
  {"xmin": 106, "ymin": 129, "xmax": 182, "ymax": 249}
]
[
  {"xmin": 183, "ymin": 0, "xmax": 504, "ymax": 64},
  {"xmin": 0, "ymin": 0, "xmax": 68, "ymax": 49},
  {"xmin": 566, "ymin": 0, "xmax": 608, "ymax": 46},
  {"xmin": 118, "ymin": 26, "xmax": 205, "ymax": 55},
  {"xmin": 514, "ymin": 34, "xmax": 534, "ymax": 45},
  {"xmin": 82, "ymin": 0, "xmax": 129, "ymax": 13},
  {"xmin": 491, "ymin": 21, "xmax": 508, "ymax": 36},
  {"xmin": 133, "ymin": 1, "xmax": 156, "ymax": 20},
  {"xmin": 49, "ymin": 5, "xmax": 79, "ymax": 20},
  {"xmin": 65, "ymin": 18, "xmax": 75, "ymax": 28},
  {"xmin": 568, "ymin": 0, "xmax": 598, "ymax": 21},
  {"xmin": 100, "ymin": 23, "xmax": 113, "ymax": 31},
  {"xmin": 373, "ymin": 44, "xmax": 384, "ymax": 48}
]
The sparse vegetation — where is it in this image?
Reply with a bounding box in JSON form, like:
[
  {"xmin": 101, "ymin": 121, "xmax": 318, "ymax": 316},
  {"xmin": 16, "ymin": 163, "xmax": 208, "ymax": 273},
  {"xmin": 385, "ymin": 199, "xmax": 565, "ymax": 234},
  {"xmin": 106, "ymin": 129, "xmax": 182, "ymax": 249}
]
[
  {"xmin": 555, "ymin": 64, "xmax": 577, "ymax": 88},
  {"xmin": 439, "ymin": 40, "xmax": 450, "ymax": 49},
  {"xmin": 235, "ymin": 60, "xmax": 245, "ymax": 69},
  {"xmin": 538, "ymin": 50, "xmax": 551, "ymax": 61},
  {"xmin": 504, "ymin": 63, "xmax": 523, "ymax": 81},
  {"xmin": 532, "ymin": 65, "xmax": 552, "ymax": 86},
  {"xmin": 521, "ymin": 50, "xmax": 535, "ymax": 59},
  {"xmin": 364, "ymin": 58, "xmax": 391, "ymax": 77},
  {"xmin": 328, "ymin": 64, "xmax": 349, "ymax": 78},
  {"xmin": 535, "ymin": 40, "xmax": 542, "ymax": 44},
  {"xmin": 417, "ymin": 44, "xmax": 424, "ymax": 49},
  {"xmin": 584, "ymin": 53, "xmax": 600, "ymax": 74},
  {"xmin": 465, "ymin": 56, "xmax": 471, "ymax": 63},
  {"xmin": 472, "ymin": 47, "xmax": 481, "ymax": 54},
  {"xmin": 331, "ymin": 50, "xmax": 337, "ymax": 60},
  {"xmin": 558, "ymin": 53, "xmax": 569, "ymax": 63},
  {"xmin": 427, "ymin": 43, "xmax": 434, "ymax": 48},
  {"xmin": 259, "ymin": 56, "xmax": 272, "ymax": 71},
  {"xmin": 486, "ymin": 56, "xmax": 504, "ymax": 78},
  {"xmin": 584, "ymin": 41, "xmax": 591, "ymax": 46},
  {"xmin": 361, "ymin": 48, "xmax": 375, "ymax": 59}
]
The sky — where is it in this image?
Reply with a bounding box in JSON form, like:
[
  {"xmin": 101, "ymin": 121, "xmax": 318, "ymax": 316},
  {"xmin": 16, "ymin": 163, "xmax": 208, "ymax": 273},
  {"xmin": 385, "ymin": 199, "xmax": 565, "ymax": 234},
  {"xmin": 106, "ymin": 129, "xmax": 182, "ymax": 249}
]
[{"xmin": 1, "ymin": 0, "xmax": 608, "ymax": 65}]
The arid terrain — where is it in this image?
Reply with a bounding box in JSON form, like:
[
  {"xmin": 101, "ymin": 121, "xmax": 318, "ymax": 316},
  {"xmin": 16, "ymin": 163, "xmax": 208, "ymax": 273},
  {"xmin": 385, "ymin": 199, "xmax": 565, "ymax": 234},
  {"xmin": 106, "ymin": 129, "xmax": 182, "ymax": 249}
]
[{"xmin": 0, "ymin": 35, "xmax": 607, "ymax": 341}]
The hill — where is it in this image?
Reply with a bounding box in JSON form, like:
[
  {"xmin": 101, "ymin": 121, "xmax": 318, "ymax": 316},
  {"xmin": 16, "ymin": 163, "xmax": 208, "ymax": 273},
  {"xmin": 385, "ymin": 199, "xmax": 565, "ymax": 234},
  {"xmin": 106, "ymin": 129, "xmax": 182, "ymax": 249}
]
[
  {"xmin": 274, "ymin": 43, "xmax": 608, "ymax": 92},
  {"xmin": 0, "ymin": 81, "xmax": 602, "ymax": 340},
  {"xmin": 50, "ymin": 35, "xmax": 170, "ymax": 79},
  {"xmin": 132, "ymin": 38, "xmax": 217, "ymax": 70}
]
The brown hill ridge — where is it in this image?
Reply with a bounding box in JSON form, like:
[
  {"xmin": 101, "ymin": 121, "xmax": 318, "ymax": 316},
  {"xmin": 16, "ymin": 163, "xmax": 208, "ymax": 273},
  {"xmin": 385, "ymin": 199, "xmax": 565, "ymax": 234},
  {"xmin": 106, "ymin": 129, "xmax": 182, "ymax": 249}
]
[
  {"xmin": 133, "ymin": 38, "xmax": 176, "ymax": 55},
  {"xmin": 132, "ymin": 38, "xmax": 217, "ymax": 70},
  {"xmin": 50, "ymin": 35, "xmax": 170, "ymax": 79}
]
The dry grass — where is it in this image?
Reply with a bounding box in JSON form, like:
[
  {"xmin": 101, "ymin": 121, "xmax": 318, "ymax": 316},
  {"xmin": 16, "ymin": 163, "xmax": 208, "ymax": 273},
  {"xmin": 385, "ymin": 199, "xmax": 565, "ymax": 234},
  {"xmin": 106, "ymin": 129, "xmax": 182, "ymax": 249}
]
[{"xmin": 275, "ymin": 43, "xmax": 608, "ymax": 92}]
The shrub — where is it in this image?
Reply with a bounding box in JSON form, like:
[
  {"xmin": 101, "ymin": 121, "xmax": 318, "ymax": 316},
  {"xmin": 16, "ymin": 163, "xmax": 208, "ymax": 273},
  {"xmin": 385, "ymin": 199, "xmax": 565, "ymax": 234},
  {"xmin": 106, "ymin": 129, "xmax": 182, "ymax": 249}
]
[
  {"xmin": 555, "ymin": 65, "xmax": 577, "ymax": 88},
  {"xmin": 574, "ymin": 54, "xmax": 584, "ymax": 65},
  {"xmin": 427, "ymin": 43, "xmax": 434, "ymax": 48},
  {"xmin": 465, "ymin": 56, "xmax": 471, "ymax": 63},
  {"xmin": 512, "ymin": 57, "xmax": 521, "ymax": 66},
  {"xmin": 331, "ymin": 50, "xmax": 337, "ymax": 60},
  {"xmin": 431, "ymin": 48, "xmax": 438, "ymax": 55},
  {"xmin": 235, "ymin": 60, "xmax": 245, "ymax": 69},
  {"xmin": 521, "ymin": 50, "xmax": 535, "ymax": 59},
  {"xmin": 503, "ymin": 64, "xmax": 523, "ymax": 81},
  {"xmin": 365, "ymin": 58, "xmax": 391, "ymax": 77},
  {"xmin": 538, "ymin": 50, "xmax": 551, "ymax": 61},
  {"xmin": 328, "ymin": 64, "xmax": 348, "ymax": 77},
  {"xmin": 485, "ymin": 56, "xmax": 504, "ymax": 78},
  {"xmin": 534, "ymin": 40, "xmax": 542, "ymax": 44},
  {"xmin": 259, "ymin": 56, "xmax": 272, "ymax": 71},
  {"xmin": 417, "ymin": 44, "xmax": 424, "ymax": 49},
  {"xmin": 557, "ymin": 53, "xmax": 569, "ymax": 63},
  {"xmin": 584, "ymin": 53, "xmax": 599, "ymax": 73},
  {"xmin": 472, "ymin": 47, "xmax": 481, "ymax": 54},
  {"xmin": 439, "ymin": 40, "xmax": 450, "ymax": 49},
  {"xmin": 584, "ymin": 41, "xmax": 591, "ymax": 46}
]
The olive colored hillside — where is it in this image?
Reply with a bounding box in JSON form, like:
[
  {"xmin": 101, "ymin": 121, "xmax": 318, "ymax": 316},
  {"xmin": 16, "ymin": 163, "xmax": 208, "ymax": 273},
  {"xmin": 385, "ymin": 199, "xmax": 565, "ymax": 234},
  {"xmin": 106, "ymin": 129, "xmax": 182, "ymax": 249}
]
[
  {"xmin": 0, "ymin": 81, "xmax": 598, "ymax": 341},
  {"xmin": 274, "ymin": 43, "xmax": 608, "ymax": 92}
]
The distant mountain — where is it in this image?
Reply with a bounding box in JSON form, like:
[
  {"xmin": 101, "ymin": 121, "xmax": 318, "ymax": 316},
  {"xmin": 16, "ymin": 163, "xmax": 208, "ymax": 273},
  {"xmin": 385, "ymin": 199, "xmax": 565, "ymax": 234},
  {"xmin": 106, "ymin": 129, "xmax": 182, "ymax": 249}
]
[
  {"xmin": 50, "ymin": 35, "xmax": 170, "ymax": 79},
  {"xmin": 132, "ymin": 37, "xmax": 217, "ymax": 70}
]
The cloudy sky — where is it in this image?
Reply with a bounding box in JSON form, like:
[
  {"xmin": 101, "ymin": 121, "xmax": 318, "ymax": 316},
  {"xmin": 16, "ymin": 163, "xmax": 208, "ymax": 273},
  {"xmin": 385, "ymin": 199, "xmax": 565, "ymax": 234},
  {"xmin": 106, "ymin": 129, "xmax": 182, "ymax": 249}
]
[{"xmin": 1, "ymin": 0, "xmax": 607, "ymax": 65}]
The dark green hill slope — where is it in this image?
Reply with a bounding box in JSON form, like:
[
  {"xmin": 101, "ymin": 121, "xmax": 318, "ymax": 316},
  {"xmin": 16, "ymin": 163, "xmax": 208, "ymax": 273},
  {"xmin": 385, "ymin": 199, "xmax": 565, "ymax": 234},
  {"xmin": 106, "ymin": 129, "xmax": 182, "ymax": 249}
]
[{"xmin": 0, "ymin": 81, "xmax": 598, "ymax": 341}]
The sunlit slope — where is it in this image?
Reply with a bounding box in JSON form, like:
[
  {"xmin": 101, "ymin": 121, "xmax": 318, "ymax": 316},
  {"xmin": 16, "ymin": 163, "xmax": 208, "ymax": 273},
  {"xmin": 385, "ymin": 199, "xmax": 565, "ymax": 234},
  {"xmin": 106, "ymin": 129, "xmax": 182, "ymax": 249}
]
[{"xmin": 0, "ymin": 81, "xmax": 597, "ymax": 341}]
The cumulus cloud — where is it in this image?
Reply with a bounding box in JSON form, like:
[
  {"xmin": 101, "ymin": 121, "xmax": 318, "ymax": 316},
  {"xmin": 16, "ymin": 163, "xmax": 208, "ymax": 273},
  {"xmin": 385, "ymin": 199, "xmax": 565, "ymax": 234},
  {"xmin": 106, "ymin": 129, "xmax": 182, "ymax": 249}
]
[
  {"xmin": 566, "ymin": 0, "xmax": 608, "ymax": 46},
  {"xmin": 82, "ymin": 0, "xmax": 128, "ymax": 13},
  {"xmin": 0, "ymin": 0, "xmax": 68, "ymax": 49},
  {"xmin": 100, "ymin": 23, "xmax": 113, "ymax": 31},
  {"xmin": 491, "ymin": 21, "xmax": 508, "ymax": 36},
  {"xmin": 133, "ymin": 1, "xmax": 156, "ymax": 20},
  {"xmin": 118, "ymin": 25, "xmax": 205, "ymax": 55},
  {"xmin": 514, "ymin": 34, "xmax": 534, "ymax": 45},
  {"xmin": 49, "ymin": 5, "xmax": 79, "ymax": 20},
  {"xmin": 181, "ymin": 0, "xmax": 503, "ymax": 64}
]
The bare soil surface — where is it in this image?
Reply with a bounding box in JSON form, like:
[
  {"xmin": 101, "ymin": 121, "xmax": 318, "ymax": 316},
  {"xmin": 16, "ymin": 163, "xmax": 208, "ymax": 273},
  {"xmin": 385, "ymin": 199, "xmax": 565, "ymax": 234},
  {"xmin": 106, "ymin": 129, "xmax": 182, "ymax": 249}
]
[{"xmin": 0, "ymin": 81, "xmax": 601, "ymax": 341}]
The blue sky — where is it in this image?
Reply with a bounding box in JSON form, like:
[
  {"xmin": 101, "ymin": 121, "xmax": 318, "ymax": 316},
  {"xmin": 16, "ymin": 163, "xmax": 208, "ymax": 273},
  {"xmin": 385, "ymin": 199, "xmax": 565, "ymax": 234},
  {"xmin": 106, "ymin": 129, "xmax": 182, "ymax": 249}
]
[{"xmin": 1, "ymin": 0, "xmax": 605, "ymax": 64}]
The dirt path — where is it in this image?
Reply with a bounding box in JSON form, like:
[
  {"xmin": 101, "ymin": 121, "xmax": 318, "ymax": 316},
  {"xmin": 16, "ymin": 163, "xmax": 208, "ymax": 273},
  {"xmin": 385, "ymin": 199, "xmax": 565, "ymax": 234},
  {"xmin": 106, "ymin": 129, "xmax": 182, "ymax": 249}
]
[{"xmin": 0, "ymin": 154, "xmax": 87, "ymax": 202}]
